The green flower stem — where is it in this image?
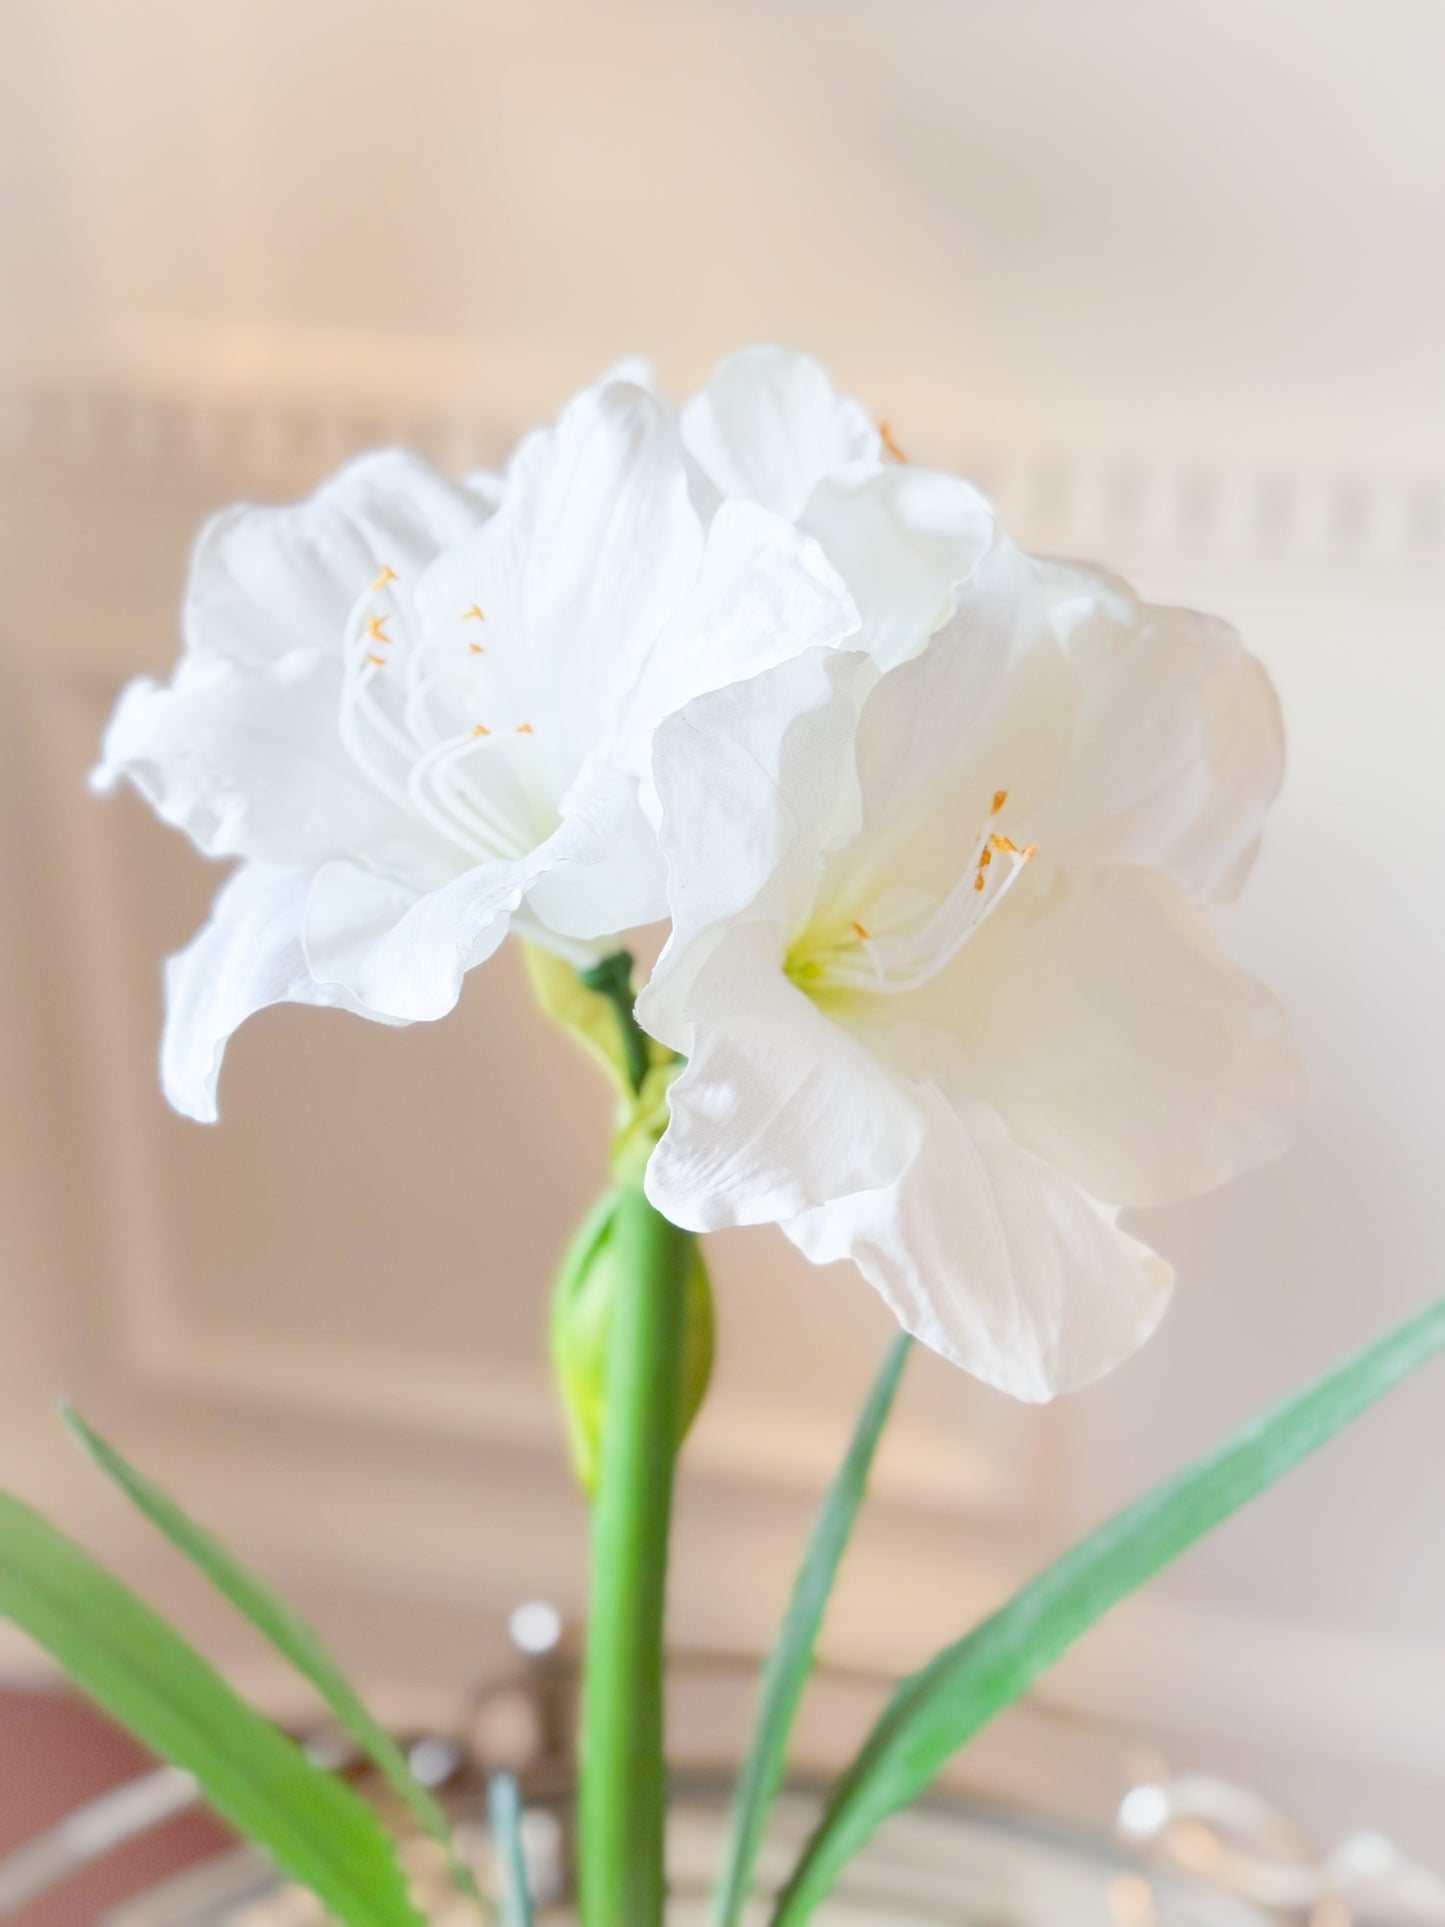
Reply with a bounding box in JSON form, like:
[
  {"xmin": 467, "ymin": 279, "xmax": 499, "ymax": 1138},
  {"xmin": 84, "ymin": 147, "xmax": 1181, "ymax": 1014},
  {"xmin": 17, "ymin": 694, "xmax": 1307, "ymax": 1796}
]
[
  {"xmin": 579, "ymin": 1182, "xmax": 693, "ymax": 1927},
  {"xmin": 578, "ymin": 951, "xmax": 650, "ymax": 1097}
]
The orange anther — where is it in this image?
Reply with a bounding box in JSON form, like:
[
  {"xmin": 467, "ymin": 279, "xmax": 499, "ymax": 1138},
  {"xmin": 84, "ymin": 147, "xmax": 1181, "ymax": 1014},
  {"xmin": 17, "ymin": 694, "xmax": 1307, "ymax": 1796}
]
[
  {"xmin": 973, "ymin": 873, "xmax": 985, "ymax": 891},
  {"xmin": 515, "ymin": 722, "xmax": 534, "ymax": 735},
  {"xmin": 977, "ymin": 845, "xmax": 992, "ymax": 870},
  {"xmin": 850, "ymin": 920, "xmax": 869, "ymax": 940},
  {"xmin": 989, "ymin": 832, "xmax": 1018, "ymax": 855},
  {"xmin": 472, "ymin": 724, "xmax": 490, "ymax": 737},
  {"xmin": 370, "ymin": 565, "xmax": 397, "ymax": 591},
  {"xmin": 991, "ymin": 788, "xmax": 1008, "ymax": 815},
  {"xmin": 1022, "ymin": 843, "xmax": 1037, "ymax": 860},
  {"xmin": 463, "ymin": 604, "xmax": 486, "ymax": 621},
  {"xmin": 365, "ymin": 653, "xmax": 385, "ymax": 668},
  {"xmin": 879, "ymin": 420, "xmax": 908, "ymax": 464},
  {"xmin": 366, "ymin": 614, "xmax": 389, "ymax": 644},
  {"xmin": 468, "ymin": 641, "xmax": 484, "ymax": 655}
]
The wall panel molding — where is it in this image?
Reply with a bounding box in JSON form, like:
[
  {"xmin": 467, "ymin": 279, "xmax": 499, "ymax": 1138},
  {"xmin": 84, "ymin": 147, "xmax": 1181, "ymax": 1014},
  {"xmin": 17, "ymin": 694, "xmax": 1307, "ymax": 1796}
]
[{"xmin": 4, "ymin": 379, "xmax": 1444, "ymax": 591}]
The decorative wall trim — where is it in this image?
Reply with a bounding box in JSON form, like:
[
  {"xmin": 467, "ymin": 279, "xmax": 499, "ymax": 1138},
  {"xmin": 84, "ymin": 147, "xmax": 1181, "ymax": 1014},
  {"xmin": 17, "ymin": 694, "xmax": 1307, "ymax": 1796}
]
[{"xmin": 4, "ymin": 379, "xmax": 1444, "ymax": 581}]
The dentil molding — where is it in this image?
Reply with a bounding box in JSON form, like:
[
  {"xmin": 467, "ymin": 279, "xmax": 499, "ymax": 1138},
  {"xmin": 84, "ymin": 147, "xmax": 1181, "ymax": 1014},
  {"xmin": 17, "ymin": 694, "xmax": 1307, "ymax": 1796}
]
[{"xmin": 3, "ymin": 379, "xmax": 1443, "ymax": 587}]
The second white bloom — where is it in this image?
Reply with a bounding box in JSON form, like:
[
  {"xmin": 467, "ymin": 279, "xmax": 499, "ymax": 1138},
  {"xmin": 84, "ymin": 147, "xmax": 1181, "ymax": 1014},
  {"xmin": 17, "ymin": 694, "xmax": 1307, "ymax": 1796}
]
[{"xmin": 639, "ymin": 533, "xmax": 1306, "ymax": 1399}]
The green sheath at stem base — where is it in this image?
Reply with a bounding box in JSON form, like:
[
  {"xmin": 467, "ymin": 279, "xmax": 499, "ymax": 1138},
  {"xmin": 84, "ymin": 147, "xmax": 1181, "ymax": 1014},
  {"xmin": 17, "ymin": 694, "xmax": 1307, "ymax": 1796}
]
[{"xmin": 578, "ymin": 1184, "xmax": 693, "ymax": 1927}]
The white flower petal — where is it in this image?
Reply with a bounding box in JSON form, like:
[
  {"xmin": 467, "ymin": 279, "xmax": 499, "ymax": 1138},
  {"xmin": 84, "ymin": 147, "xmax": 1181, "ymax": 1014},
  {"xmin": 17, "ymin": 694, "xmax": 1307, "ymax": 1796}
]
[
  {"xmin": 784, "ymin": 1090, "xmax": 1173, "ymax": 1401},
  {"xmin": 618, "ymin": 500, "xmax": 859, "ymax": 787},
  {"xmin": 161, "ymin": 863, "xmax": 385, "ymax": 1125},
  {"xmin": 517, "ymin": 763, "xmax": 668, "ymax": 942},
  {"xmin": 302, "ymin": 768, "xmax": 655, "ymax": 1020},
  {"xmin": 302, "ymin": 858, "xmax": 520, "ymax": 1023},
  {"xmin": 816, "ymin": 538, "xmax": 1071, "ymax": 915},
  {"xmin": 93, "ymin": 649, "xmax": 410, "ymax": 868},
  {"xmin": 415, "ymin": 380, "xmax": 704, "ymax": 759},
  {"xmin": 1020, "ymin": 564, "xmax": 1285, "ymax": 902},
  {"xmin": 185, "ymin": 450, "xmax": 489, "ymax": 670},
  {"xmin": 595, "ymin": 354, "xmax": 657, "ymax": 390},
  {"xmin": 801, "ymin": 465, "xmax": 997, "ymax": 670},
  {"xmin": 638, "ymin": 646, "xmax": 869, "ymax": 1053},
  {"xmin": 905, "ymin": 863, "xmax": 1307, "ymax": 1208},
  {"xmin": 681, "ymin": 346, "xmax": 881, "ymax": 521},
  {"xmin": 645, "ymin": 922, "xmax": 922, "ymax": 1232}
]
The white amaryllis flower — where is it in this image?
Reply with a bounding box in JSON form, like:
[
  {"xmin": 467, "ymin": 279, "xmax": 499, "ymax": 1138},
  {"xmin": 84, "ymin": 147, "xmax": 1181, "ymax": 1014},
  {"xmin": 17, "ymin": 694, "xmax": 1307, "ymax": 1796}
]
[
  {"xmin": 638, "ymin": 529, "xmax": 1307, "ymax": 1400},
  {"xmin": 93, "ymin": 376, "xmax": 856, "ymax": 1121}
]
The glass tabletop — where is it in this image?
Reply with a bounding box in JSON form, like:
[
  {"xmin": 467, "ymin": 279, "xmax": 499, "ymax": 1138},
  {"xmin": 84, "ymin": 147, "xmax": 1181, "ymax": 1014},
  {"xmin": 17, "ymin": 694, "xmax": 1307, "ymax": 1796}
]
[{"xmin": 102, "ymin": 1790, "xmax": 1272, "ymax": 1927}]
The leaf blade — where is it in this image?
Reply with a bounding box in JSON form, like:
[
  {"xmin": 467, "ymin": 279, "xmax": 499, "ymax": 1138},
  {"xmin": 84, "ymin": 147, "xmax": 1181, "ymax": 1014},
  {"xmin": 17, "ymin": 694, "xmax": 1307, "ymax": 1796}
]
[
  {"xmin": 713, "ymin": 1333, "xmax": 910, "ymax": 1927},
  {"xmin": 61, "ymin": 1405, "xmax": 484, "ymax": 1912},
  {"xmin": 770, "ymin": 1298, "xmax": 1445, "ymax": 1927},
  {"xmin": 0, "ymin": 1489, "xmax": 427, "ymax": 1927}
]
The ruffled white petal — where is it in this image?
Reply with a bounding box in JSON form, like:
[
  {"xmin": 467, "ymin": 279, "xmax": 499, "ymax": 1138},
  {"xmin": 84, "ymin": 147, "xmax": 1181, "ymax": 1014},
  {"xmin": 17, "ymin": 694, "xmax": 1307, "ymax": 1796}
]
[
  {"xmin": 784, "ymin": 1090, "xmax": 1173, "ymax": 1401},
  {"xmin": 414, "ymin": 380, "xmax": 704, "ymax": 764},
  {"xmin": 1019, "ymin": 563, "xmax": 1285, "ymax": 903},
  {"xmin": 300, "ymin": 858, "xmax": 517, "ymax": 1023},
  {"xmin": 161, "ymin": 863, "xmax": 385, "ymax": 1125},
  {"xmin": 303, "ymin": 764, "xmax": 657, "ymax": 1021},
  {"xmin": 645, "ymin": 923, "xmax": 922, "ymax": 1232},
  {"xmin": 93, "ymin": 649, "xmax": 410, "ymax": 867},
  {"xmin": 681, "ymin": 346, "xmax": 881, "ymax": 522},
  {"xmin": 185, "ymin": 450, "xmax": 489, "ymax": 670},
  {"xmin": 813, "ymin": 536, "xmax": 1071, "ymax": 917},
  {"xmin": 801, "ymin": 465, "xmax": 996, "ymax": 670},
  {"xmin": 897, "ymin": 862, "xmax": 1307, "ymax": 1209},
  {"xmin": 514, "ymin": 763, "xmax": 668, "ymax": 943},
  {"xmin": 638, "ymin": 646, "xmax": 869, "ymax": 1052},
  {"xmin": 618, "ymin": 500, "xmax": 858, "ymax": 790}
]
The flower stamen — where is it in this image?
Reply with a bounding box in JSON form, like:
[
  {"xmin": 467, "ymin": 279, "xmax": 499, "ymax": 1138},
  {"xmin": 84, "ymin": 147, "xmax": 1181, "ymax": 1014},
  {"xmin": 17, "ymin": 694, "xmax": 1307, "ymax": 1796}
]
[
  {"xmin": 370, "ymin": 565, "xmax": 397, "ymax": 591},
  {"xmin": 406, "ymin": 728, "xmax": 532, "ymax": 861},
  {"xmin": 798, "ymin": 789, "xmax": 1038, "ymax": 999}
]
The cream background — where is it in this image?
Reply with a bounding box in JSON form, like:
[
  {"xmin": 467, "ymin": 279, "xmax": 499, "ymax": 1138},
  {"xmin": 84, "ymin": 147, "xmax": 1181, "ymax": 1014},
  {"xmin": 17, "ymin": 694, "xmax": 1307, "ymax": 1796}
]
[{"xmin": 1, "ymin": 0, "xmax": 1443, "ymax": 1865}]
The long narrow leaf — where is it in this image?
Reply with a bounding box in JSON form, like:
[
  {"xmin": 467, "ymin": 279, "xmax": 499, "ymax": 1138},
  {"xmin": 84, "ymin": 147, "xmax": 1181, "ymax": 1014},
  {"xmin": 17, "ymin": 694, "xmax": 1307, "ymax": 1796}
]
[
  {"xmin": 714, "ymin": 1333, "xmax": 910, "ymax": 1927},
  {"xmin": 62, "ymin": 1404, "xmax": 483, "ymax": 1911},
  {"xmin": 0, "ymin": 1490, "xmax": 426, "ymax": 1927},
  {"xmin": 771, "ymin": 1297, "xmax": 1445, "ymax": 1927},
  {"xmin": 488, "ymin": 1772, "xmax": 534, "ymax": 1927}
]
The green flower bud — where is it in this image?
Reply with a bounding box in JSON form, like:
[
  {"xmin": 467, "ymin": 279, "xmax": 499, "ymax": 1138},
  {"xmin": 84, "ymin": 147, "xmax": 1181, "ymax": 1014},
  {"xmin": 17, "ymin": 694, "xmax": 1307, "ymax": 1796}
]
[{"xmin": 550, "ymin": 1186, "xmax": 714, "ymax": 1496}]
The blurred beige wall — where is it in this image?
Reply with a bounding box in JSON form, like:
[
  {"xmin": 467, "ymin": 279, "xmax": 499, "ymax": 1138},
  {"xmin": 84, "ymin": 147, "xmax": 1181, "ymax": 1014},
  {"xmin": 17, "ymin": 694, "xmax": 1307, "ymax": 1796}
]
[{"xmin": 2, "ymin": 0, "xmax": 1444, "ymax": 1863}]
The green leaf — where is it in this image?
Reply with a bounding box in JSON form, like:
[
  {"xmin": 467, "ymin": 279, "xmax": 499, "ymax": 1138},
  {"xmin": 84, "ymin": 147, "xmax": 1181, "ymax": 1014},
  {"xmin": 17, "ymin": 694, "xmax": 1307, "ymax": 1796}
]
[
  {"xmin": 713, "ymin": 1333, "xmax": 910, "ymax": 1927},
  {"xmin": 488, "ymin": 1772, "xmax": 534, "ymax": 1927},
  {"xmin": 61, "ymin": 1407, "xmax": 484, "ymax": 1914},
  {"xmin": 770, "ymin": 1297, "xmax": 1445, "ymax": 1927},
  {"xmin": 0, "ymin": 1489, "xmax": 427, "ymax": 1927}
]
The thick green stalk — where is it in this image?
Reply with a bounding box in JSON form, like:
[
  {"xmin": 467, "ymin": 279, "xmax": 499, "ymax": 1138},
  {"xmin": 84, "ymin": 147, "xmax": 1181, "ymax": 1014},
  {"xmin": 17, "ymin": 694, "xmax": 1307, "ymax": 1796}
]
[{"xmin": 579, "ymin": 1183, "xmax": 692, "ymax": 1927}]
